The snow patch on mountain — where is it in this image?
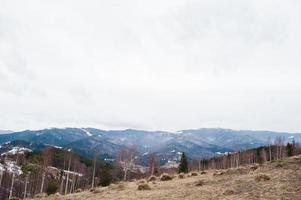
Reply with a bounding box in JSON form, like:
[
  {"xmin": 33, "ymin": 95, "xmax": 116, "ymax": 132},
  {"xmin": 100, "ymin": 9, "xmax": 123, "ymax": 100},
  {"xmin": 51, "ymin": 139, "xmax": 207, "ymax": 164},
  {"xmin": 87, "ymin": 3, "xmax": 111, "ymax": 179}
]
[{"xmin": 80, "ymin": 128, "xmax": 92, "ymax": 137}]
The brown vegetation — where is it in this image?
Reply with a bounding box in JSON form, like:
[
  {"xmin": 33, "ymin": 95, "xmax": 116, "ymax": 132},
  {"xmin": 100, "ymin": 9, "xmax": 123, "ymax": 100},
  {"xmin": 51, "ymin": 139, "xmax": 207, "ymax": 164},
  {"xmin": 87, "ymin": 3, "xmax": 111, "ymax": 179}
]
[
  {"xmin": 137, "ymin": 183, "xmax": 151, "ymax": 191},
  {"xmin": 255, "ymin": 174, "xmax": 271, "ymax": 182},
  {"xmin": 190, "ymin": 172, "xmax": 198, "ymax": 176},
  {"xmin": 178, "ymin": 173, "xmax": 185, "ymax": 179},
  {"xmin": 194, "ymin": 180, "xmax": 204, "ymax": 186},
  {"xmin": 33, "ymin": 155, "xmax": 301, "ymax": 200},
  {"xmin": 147, "ymin": 176, "xmax": 157, "ymax": 182},
  {"xmin": 160, "ymin": 173, "xmax": 173, "ymax": 181}
]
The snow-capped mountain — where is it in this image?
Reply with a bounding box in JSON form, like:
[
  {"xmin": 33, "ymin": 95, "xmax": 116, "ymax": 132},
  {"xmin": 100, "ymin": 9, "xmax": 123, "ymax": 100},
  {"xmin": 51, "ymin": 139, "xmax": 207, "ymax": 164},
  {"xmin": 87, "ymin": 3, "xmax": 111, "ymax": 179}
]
[{"xmin": 0, "ymin": 128, "xmax": 300, "ymax": 165}]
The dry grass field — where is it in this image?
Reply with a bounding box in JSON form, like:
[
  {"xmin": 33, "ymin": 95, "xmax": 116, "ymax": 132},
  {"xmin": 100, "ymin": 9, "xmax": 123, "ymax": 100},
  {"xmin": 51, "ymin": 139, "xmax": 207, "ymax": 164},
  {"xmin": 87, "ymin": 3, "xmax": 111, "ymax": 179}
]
[{"xmin": 34, "ymin": 155, "xmax": 301, "ymax": 200}]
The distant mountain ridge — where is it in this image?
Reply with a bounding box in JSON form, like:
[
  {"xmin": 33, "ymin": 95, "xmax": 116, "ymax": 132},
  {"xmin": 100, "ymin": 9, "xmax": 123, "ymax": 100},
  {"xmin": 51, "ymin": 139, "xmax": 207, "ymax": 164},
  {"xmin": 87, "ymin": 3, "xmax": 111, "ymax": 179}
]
[{"xmin": 0, "ymin": 128, "xmax": 299, "ymax": 165}]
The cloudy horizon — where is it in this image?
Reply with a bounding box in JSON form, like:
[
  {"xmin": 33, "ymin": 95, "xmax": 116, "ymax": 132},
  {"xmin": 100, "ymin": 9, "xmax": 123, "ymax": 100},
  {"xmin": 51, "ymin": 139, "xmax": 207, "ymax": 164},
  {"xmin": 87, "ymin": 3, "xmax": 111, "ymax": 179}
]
[{"xmin": 1, "ymin": 0, "xmax": 301, "ymax": 133}]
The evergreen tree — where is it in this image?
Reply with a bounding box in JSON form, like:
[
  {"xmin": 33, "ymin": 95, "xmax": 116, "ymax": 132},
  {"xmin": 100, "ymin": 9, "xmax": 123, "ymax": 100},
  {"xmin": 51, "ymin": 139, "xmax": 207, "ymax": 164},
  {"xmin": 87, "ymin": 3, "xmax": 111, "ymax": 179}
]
[
  {"xmin": 286, "ymin": 142, "xmax": 294, "ymax": 157},
  {"xmin": 178, "ymin": 152, "xmax": 188, "ymax": 173},
  {"xmin": 256, "ymin": 148, "xmax": 263, "ymax": 164}
]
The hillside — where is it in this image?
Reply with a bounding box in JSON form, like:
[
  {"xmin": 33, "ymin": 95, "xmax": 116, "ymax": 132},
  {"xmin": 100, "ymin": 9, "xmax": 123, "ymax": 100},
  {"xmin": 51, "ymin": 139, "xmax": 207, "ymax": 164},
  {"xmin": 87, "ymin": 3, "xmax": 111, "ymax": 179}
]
[
  {"xmin": 1, "ymin": 128, "xmax": 300, "ymax": 165},
  {"xmin": 34, "ymin": 155, "xmax": 301, "ymax": 200}
]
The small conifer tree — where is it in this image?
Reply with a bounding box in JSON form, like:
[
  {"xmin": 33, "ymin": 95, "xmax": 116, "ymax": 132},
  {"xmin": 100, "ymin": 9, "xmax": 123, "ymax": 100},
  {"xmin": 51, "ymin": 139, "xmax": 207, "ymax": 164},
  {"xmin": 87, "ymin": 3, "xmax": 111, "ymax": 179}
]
[
  {"xmin": 178, "ymin": 152, "xmax": 188, "ymax": 173},
  {"xmin": 286, "ymin": 142, "xmax": 294, "ymax": 157}
]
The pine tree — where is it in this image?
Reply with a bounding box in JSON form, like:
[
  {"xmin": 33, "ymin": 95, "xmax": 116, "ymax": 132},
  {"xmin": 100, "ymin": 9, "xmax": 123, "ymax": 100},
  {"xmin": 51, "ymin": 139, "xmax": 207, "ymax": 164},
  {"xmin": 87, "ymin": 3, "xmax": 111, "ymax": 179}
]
[
  {"xmin": 286, "ymin": 142, "xmax": 294, "ymax": 157},
  {"xmin": 178, "ymin": 152, "xmax": 188, "ymax": 174}
]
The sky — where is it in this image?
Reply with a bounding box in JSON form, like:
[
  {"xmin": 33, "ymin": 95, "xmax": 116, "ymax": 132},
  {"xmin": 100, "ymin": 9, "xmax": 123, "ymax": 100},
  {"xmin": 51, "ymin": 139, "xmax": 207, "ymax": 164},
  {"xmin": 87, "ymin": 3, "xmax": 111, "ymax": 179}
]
[{"xmin": 0, "ymin": 0, "xmax": 301, "ymax": 132}]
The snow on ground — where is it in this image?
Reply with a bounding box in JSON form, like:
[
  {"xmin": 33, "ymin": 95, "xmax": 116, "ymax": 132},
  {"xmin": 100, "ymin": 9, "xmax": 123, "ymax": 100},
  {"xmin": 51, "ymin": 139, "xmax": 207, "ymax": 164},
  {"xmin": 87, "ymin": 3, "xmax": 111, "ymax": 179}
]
[
  {"xmin": 46, "ymin": 144, "xmax": 63, "ymax": 149},
  {"xmin": 63, "ymin": 170, "xmax": 83, "ymax": 177},
  {"xmin": 1, "ymin": 147, "xmax": 32, "ymax": 156},
  {"xmin": 0, "ymin": 161, "xmax": 23, "ymax": 175},
  {"xmin": 81, "ymin": 128, "xmax": 92, "ymax": 137}
]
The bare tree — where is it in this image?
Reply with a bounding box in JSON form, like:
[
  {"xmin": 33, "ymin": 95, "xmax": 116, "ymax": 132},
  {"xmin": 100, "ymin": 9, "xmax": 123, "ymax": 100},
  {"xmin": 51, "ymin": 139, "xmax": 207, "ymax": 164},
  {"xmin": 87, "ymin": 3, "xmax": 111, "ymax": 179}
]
[
  {"xmin": 149, "ymin": 155, "xmax": 158, "ymax": 176},
  {"xmin": 65, "ymin": 151, "xmax": 72, "ymax": 195},
  {"xmin": 24, "ymin": 173, "xmax": 30, "ymax": 199},
  {"xmin": 9, "ymin": 173, "xmax": 15, "ymax": 199},
  {"xmin": 91, "ymin": 155, "xmax": 96, "ymax": 189},
  {"xmin": 118, "ymin": 148, "xmax": 137, "ymax": 181},
  {"xmin": 267, "ymin": 137, "xmax": 272, "ymax": 161},
  {"xmin": 275, "ymin": 136, "xmax": 285, "ymax": 160}
]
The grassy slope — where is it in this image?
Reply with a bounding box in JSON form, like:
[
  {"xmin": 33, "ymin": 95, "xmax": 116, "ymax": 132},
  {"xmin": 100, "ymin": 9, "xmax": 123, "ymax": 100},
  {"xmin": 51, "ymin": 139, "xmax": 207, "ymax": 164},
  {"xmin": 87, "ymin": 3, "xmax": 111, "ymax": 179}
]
[{"xmin": 36, "ymin": 155, "xmax": 301, "ymax": 200}]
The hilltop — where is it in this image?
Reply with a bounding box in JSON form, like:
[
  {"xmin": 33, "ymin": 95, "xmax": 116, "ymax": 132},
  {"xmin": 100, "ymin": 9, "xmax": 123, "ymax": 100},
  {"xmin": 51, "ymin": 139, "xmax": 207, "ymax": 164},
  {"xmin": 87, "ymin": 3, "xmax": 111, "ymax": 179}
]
[{"xmin": 33, "ymin": 155, "xmax": 301, "ymax": 200}]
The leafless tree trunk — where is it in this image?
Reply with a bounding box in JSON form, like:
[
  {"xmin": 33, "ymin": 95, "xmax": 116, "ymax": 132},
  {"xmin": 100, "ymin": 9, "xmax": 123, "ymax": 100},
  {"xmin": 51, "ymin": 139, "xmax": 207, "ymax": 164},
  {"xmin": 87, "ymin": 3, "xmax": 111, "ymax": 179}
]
[
  {"xmin": 118, "ymin": 148, "xmax": 137, "ymax": 181},
  {"xmin": 71, "ymin": 174, "xmax": 76, "ymax": 193},
  {"xmin": 59, "ymin": 171, "xmax": 65, "ymax": 194},
  {"xmin": 65, "ymin": 153, "xmax": 72, "ymax": 195},
  {"xmin": 24, "ymin": 174, "xmax": 29, "ymax": 199},
  {"xmin": 0, "ymin": 171, "xmax": 3, "ymax": 187},
  {"xmin": 40, "ymin": 171, "xmax": 46, "ymax": 194},
  {"xmin": 9, "ymin": 173, "xmax": 15, "ymax": 199},
  {"xmin": 149, "ymin": 155, "xmax": 158, "ymax": 176},
  {"xmin": 269, "ymin": 144, "xmax": 272, "ymax": 161},
  {"xmin": 91, "ymin": 156, "xmax": 96, "ymax": 189}
]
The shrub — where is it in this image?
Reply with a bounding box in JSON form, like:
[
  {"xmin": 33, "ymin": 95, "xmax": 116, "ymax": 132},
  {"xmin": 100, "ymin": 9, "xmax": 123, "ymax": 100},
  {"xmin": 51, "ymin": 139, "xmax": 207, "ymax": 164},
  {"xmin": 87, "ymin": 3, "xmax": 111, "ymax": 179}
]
[
  {"xmin": 194, "ymin": 180, "xmax": 204, "ymax": 186},
  {"xmin": 190, "ymin": 172, "xmax": 198, "ymax": 176},
  {"xmin": 137, "ymin": 183, "xmax": 151, "ymax": 190},
  {"xmin": 75, "ymin": 188, "xmax": 82, "ymax": 193},
  {"xmin": 275, "ymin": 163, "xmax": 283, "ymax": 168},
  {"xmin": 47, "ymin": 181, "xmax": 58, "ymax": 195},
  {"xmin": 178, "ymin": 173, "xmax": 185, "ymax": 179},
  {"xmin": 148, "ymin": 175, "xmax": 157, "ymax": 182},
  {"xmin": 250, "ymin": 166, "xmax": 259, "ymax": 171},
  {"xmin": 255, "ymin": 174, "xmax": 270, "ymax": 182},
  {"xmin": 213, "ymin": 171, "xmax": 224, "ymax": 176},
  {"xmin": 90, "ymin": 188, "xmax": 102, "ymax": 193},
  {"xmin": 160, "ymin": 173, "xmax": 173, "ymax": 181},
  {"xmin": 200, "ymin": 171, "xmax": 207, "ymax": 175},
  {"xmin": 223, "ymin": 189, "xmax": 235, "ymax": 195}
]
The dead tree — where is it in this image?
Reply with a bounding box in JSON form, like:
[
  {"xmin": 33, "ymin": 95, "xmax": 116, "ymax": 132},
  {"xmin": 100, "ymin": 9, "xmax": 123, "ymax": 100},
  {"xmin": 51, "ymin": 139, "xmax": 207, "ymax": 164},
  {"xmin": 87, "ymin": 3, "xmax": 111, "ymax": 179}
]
[
  {"xmin": 24, "ymin": 173, "xmax": 30, "ymax": 199},
  {"xmin": 118, "ymin": 148, "xmax": 137, "ymax": 181},
  {"xmin": 65, "ymin": 151, "xmax": 72, "ymax": 195},
  {"xmin": 9, "ymin": 173, "xmax": 15, "ymax": 199},
  {"xmin": 91, "ymin": 155, "xmax": 96, "ymax": 189},
  {"xmin": 149, "ymin": 155, "xmax": 159, "ymax": 176}
]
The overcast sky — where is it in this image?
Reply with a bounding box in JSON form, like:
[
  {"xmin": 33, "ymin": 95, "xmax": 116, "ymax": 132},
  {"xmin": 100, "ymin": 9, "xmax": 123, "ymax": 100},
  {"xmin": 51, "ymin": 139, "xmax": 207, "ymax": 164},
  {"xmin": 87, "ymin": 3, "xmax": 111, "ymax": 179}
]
[{"xmin": 0, "ymin": 0, "xmax": 301, "ymax": 132}]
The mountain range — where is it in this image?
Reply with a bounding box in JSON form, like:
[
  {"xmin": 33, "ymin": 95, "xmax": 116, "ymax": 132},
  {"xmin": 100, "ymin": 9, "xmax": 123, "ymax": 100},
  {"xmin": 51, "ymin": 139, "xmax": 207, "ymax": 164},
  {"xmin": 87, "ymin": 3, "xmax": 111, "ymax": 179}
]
[{"xmin": 0, "ymin": 128, "xmax": 299, "ymax": 165}]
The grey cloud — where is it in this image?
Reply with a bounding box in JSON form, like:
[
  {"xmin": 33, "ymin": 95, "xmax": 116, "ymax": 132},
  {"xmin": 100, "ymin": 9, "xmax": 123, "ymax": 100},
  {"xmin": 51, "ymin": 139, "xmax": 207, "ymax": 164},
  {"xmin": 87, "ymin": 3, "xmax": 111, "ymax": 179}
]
[{"xmin": 0, "ymin": 0, "xmax": 300, "ymax": 132}]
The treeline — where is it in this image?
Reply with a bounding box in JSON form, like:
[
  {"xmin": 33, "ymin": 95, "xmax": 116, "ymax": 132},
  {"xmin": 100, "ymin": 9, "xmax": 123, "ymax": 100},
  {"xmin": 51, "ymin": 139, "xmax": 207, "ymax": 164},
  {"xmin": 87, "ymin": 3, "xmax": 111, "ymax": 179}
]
[
  {"xmin": 0, "ymin": 147, "xmax": 122, "ymax": 199},
  {"xmin": 193, "ymin": 138, "xmax": 301, "ymax": 171}
]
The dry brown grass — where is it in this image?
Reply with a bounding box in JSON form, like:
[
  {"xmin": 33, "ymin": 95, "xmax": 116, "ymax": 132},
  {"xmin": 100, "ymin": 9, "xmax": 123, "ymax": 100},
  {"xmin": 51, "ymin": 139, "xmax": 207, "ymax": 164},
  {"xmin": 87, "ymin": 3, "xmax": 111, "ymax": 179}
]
[
  {"xmin": 147, "ymin": 176, "xmax": 157, "ymax": 182},
  {"xmin": 190, "ymin": 172, "xmax": 198, "ymax": 176},
  {"xmin": 34, "ymin": 193, "xmax": 47, "ymax": 198},
  {"xmin": 223, "ymin": 189, "xmax": 235, "ymax": 195},
  {"xmin": 36, "ymin": 155, "xmax": 301, "ymax": 200},
  {"xmin": 137, "ymin": 183, "xmax": 151, "ymax": 191},
  {"xmin": 194, "ymin": 180, "xmax": 205, "ymax": 186},
  {"xmin": 160, "ymin": 173, "xmax": 173, "ymax": 181},
  {"xmin": 178, "ymin": 173, "xmax": 185, "ymax": 179},
  {"xmin": 255, "ymin": 174, "xmax": 271, "ymax": 182},
  {"xmin": 9, "ymin": 197, "xmax": 20, "ymax": 200}
]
